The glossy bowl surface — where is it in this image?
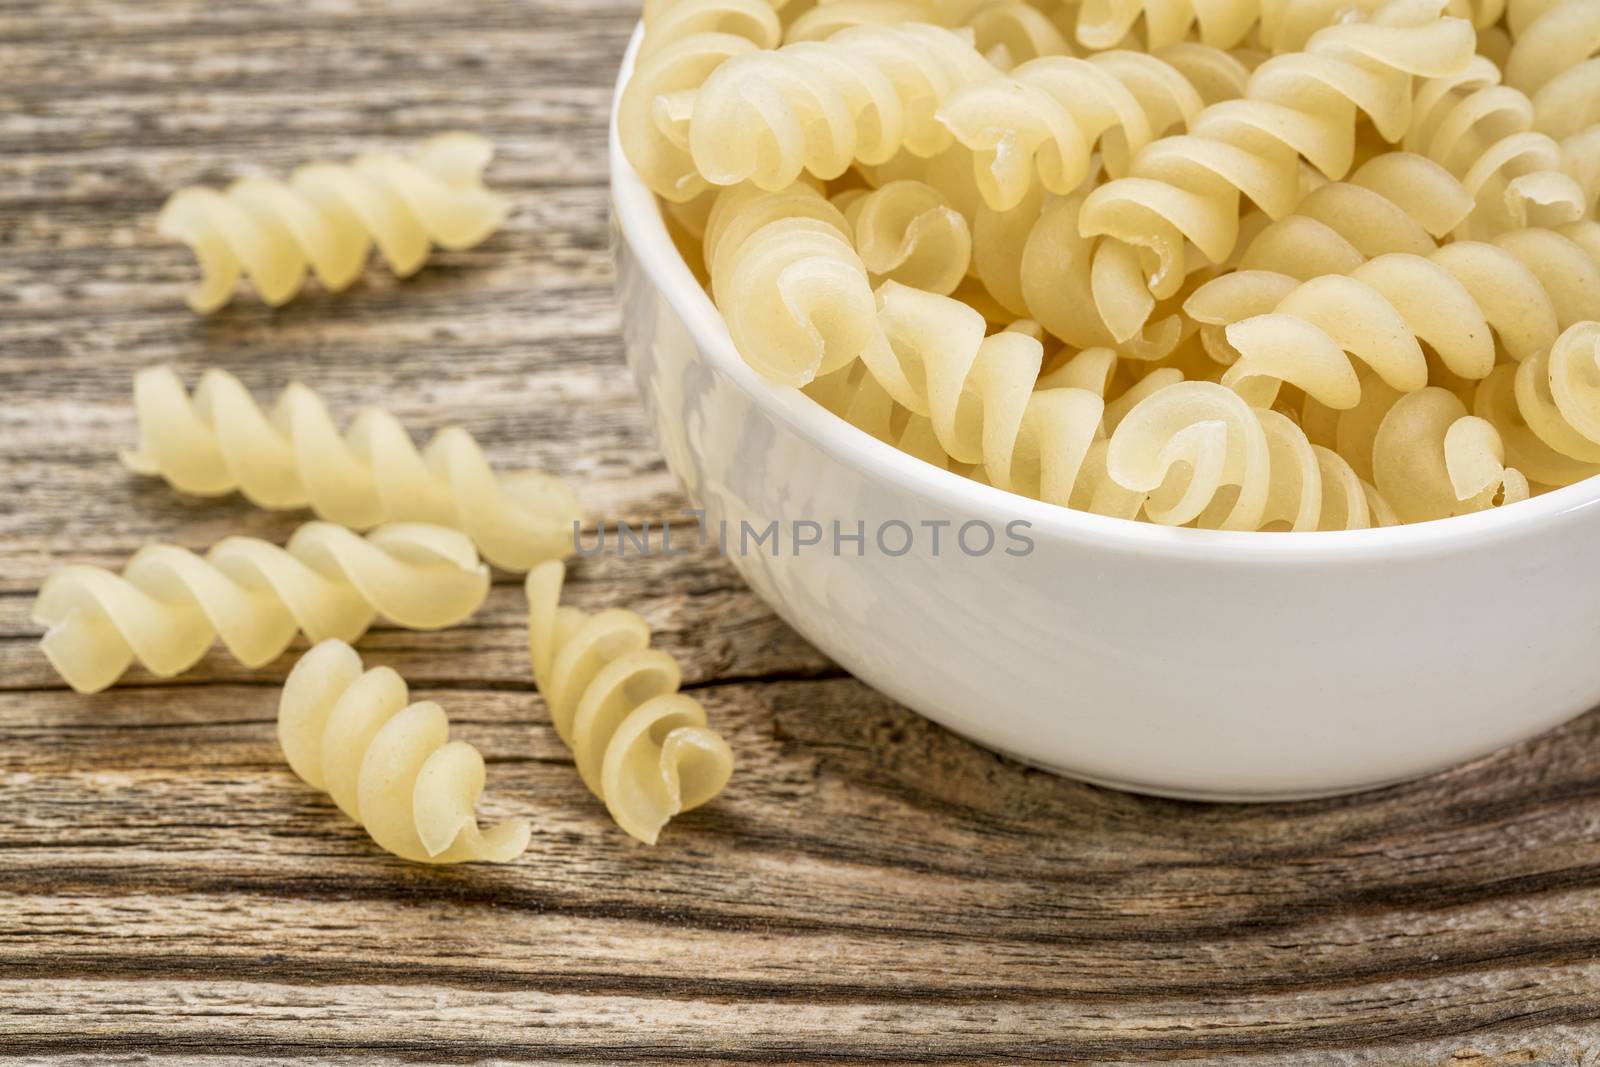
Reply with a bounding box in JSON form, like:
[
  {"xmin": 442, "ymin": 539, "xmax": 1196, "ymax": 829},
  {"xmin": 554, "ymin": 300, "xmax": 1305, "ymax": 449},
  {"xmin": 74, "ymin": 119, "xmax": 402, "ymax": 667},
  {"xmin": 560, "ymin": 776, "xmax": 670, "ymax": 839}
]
[{"xmin": 608, "ymin": 27, "xmax": 1600, "ymax": 799}]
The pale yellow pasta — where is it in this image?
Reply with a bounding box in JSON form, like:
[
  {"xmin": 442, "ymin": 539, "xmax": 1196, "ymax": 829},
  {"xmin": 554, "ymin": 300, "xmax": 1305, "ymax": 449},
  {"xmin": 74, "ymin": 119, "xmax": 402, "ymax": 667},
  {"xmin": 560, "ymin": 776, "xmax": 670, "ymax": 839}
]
[
  {"xmin": 937, "ymin": 47, "xmax": 1226, "ymax": 210},
  {"xmin": 1444, "ymin": 0, "xmax": 1506, "ymax": 29},
  {"xmin": 123, "ymin": 367, "xmax": 581, "ymax": 573},
  {"xmin": 620, "ymin": 2, "xmax": 782, "ymax": 200},
  {"xmin": 972, "ymin": 186, "xmax": 1188, "ymax": 355},
  {"xmin": 1073, "ymin": 0, "xmax": 1394, "ymax": 53},
  {"xmin": 703, "ymin": 184, "xmax": 886, "ymax": 384},
  {"xmin": 855, "ymin": 143, "xmax": 990, "ymax": 220},
  {"xmin": 1504, "ymin": 0, "xmax": 1600, "ymax": 140},
  {"xmin": 805, "ymin": 359, "xmax": 952, "ymax": 467},
  {"xmin": 685, "ymin": 23, "xmax": 995, "ymax": 191},
  {"xmin": 787, "ymin": 0, "xmax": 1074, "ymax": 68},
  {"xmin": 1106, "ymin": 379, "xmax": 1396, "ymax": 529},
  {"xmin": 1104, "ymin": 380, "xmax": 1272, "ymax": 528},
  {"xmin": 841, "ymin": 179, "xmax": 973, "ymax": 292},
  {"xmin": 1234, "ymin": 154, "xmax": 1473, "ymax": 277},
  {"xmin": 158, "ymin": 133, "xmax": 509, "ymax": 313},
  {"xmin": 1474, "ymin": 319, "xmax": 1600, "ymax": 486},
  {"xmin": 526, "ymin": 562, "xmax": 734, "ymax": 845},
  {"xmin": 640, "ymin": 0, "xmax": 785, "ymax": 58},
  {"xmin": 1187, "ymin": 244, "xmax": 1528, "ymax": 413},
  {"xmin": 861, "ymin": 283, "xmax": 1144, "ymax": 509},
  {"xmin": 1409, "ymin": 55, "xmax": 1590, "ymax": 235},
  {"xmin": 32, "ymin": 522, "xmax": 489, "ymax": 695},
  {"xmin": 619, "ymin": 0, "xmax": 1600, "ymax": 528},
  {"xmin": 1373, "ymin": 387, "xmax": 1528, "ymax": 522},
  {"xmin": 278, "ymin": 640, "xmax": 530, "ymax": 864},
  {"xmin": 1078, "ymin": 0, "xmax": 1477, "ymax": 344}
]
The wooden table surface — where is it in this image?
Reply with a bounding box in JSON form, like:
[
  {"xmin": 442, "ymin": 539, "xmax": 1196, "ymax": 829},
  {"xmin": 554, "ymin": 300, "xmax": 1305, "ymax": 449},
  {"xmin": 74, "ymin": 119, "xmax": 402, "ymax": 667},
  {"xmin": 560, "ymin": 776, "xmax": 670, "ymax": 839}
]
[{"xmin": 6, "ymin": 2, "xmax": 1600, "ymax": 1062}]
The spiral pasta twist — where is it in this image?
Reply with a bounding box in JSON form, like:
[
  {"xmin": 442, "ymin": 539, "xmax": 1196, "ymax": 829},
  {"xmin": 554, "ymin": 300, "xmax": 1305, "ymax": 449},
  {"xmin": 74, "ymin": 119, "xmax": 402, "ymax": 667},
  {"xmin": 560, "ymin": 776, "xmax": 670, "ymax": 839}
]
[
  {"xmin": 621, "ymin": 0, "xmax": 784, "ymax": 200},
  {"xmin": 1077, "ymin": 0, "xmax": 1477, "ymax": 344},
  {"xmin": 1372, "ymin": 387, "xmax": 1528, "ymax": 522},
  {"xmin": 684, "ymin": 22, "xmax": 996, "ymax": 191},
  {"xmin": 1185, "ymin": 247, "xmax": 1521, "ymax": 411},
  {"xmin": 839, "ymin": 178, "xmax": 973, "ymax": 293},
  {"xmin": 1232, "ymin": 153, "xmax": 1473, "ymax": 278},
  {"xmin": 158, "ymin": 133, "xmax": 509, "ymax": 313},
  {"xmin": 1504, "ymin": 0, "xmax": 1600, "ymax": 141},
  {"xmin": 33, "ymin": 522, "xmax": 490, "ymax": 695},
  {"xmin": 703, "ymin": 184, "xmax": 888, "ymax": 384},
  {"xmin": 786, "ymin": 0, "xmax": 1073, "ymax": 69},
  {"xmin": 1105, "ymin": 379, "xmax": 1397, "ymax": 530},
  {"xmin": 525, "ymin": 562, "xmax": 734, "ymax": 845},
  {"xmin": 1072, "ymin": 0, "xmax": 1395, "ymax": 53},
  {"xmin": 279, "ymin": 640, "xmax": 530, "ymax": 864},
  {"xmin": 1409, "ymin": 55, "xmax": 1590, "ymax": 235},
  {"xmin": 937, "ymin": 46, "xmax": 1220, "ymax": 210},
  {"xmin": 824, "ymin": 283, "xmax": 1150, "ymax": 510},
  {"xmin": 123, "ymin": 366, "xmax": 581, "ymax": 573},
  {"xmin": 1475, "ymin": 319, "xmax": 1600, "ymax": 487}
]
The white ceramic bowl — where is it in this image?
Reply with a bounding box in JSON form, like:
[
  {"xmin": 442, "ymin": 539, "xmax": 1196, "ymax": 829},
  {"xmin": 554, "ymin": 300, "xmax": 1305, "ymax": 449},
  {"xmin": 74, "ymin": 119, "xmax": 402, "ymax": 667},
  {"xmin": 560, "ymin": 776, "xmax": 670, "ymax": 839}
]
[{"xmin": 607, "ymin": 29, "xmax": 1600, "ymax": 800}]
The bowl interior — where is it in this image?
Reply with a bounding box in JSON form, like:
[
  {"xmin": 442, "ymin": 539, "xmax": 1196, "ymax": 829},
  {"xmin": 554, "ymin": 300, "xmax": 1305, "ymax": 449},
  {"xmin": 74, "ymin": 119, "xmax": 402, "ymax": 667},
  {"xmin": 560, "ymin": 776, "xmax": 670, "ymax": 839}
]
[{"xmin": 606, "ymin": 23, "xmax": 1600, "ymax": 564}]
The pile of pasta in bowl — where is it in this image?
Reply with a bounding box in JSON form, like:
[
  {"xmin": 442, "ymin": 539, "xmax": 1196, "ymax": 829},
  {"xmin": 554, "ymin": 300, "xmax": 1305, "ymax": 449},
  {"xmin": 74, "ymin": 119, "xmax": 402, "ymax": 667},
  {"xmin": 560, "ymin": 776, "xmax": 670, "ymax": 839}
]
[{"xmin": 618, "ymin": 0, "xmax": 1600, "ymax": 531}]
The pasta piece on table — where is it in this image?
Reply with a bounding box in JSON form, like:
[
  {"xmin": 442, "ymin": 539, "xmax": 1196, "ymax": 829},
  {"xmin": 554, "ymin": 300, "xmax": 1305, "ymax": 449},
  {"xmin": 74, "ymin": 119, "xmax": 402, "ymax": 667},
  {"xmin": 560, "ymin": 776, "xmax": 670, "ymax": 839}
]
[
  {"xmin": 124, "ymin": 366, "xmax": 580, "ymax": 573},
  {"xmin": 279, "ymin": 640, "xmax": 530, "ymax": 864},
  {"xmin": 34, "ymin": 522, "xmax": 489, "ymax": 694},
  {"xmin": 526, "ymin": 562, "xmax": 733, "ymax": 845},
  {"xmin": 159, "ymin": 133, "xmax": 508, "ymax": 312}
]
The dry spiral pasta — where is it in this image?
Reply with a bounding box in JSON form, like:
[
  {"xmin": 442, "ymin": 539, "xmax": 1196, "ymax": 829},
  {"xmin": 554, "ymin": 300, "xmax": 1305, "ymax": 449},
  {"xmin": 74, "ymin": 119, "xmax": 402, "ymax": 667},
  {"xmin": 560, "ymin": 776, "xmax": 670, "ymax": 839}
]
[
  {"xmin": 786, "ymin": 0, "xmax": 1074, "ymax": 68},
  {"xmin": 837, "ymin": 179, "xmax": 974, "ymax": 293},
  {"xmin": 1104, "ymin": 379, "xmax": 1399, "ymax": 530},
  {"xmin": 827, "ymin": 282, "xmax": 1144, "ymax": 509},
  {"xmin": 681, "ymin": 22, "xmax": 996, "ymax": 192},
  {"xmin": 621, "ymin": 0, "xmax": 1600, "ymax": 528},
  {"xmin": 1408, "ymin": 55, "xmax": 1591, "ymax": 235},
  {"xmin": 1475, "ymin": 319, "xmax": 1600, "ymax": 486},
  {"xmin": 124, "ymin": 366, "xmax": 581, "ymax": 573},
  {"xmin": 1076, "ymin": 0, "xmax": 1477, "ymax": 345},
  {"xmin": 703, "ymin": 184, "xmax": 887, "ymax": 385},
  {"xmin": 621, "ymin": 0, "xmax": 784, "ymax": 200},
  {"xmin": 1184, "ymin": 247, "xmax": 1521, "ymax": 411},
  {"xmin": 1071, "ymin": 0, "xmax": 1398, "ymax": 53},
  {"xmin": 936, "ymin": 46, "xmax": 1225, "ymax": 211},
  {"xmin": 526, "ymin": 562, "xmax": 734, "ymax": 845},
  {"xmin": 1504, "ymin": 0, "xmax": 1600, "ymax": 141},
  {"xmin": 1371, "ymin": 387, "xmax": 1528, "ymax": 522},
  {"xmin": 33, "ymin": 522, "xmax": 489, "ymax": 695},
  {"xmin": 158, "ymin": 133, "xmax": 509, "ymax": 313},
  {"xmin": 279, "ymin": 640, "xmax": 530, "ymax": 864},
  {"xmin": 1230, "ymin": 153, "xmax": 1473, "ymax": 277}
]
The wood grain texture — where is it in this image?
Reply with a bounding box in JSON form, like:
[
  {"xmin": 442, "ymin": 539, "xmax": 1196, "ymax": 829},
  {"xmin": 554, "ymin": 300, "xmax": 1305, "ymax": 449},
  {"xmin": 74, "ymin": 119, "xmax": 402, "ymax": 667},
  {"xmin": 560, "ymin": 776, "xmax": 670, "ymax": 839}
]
[{"xmin": 3, "ymin": 0, "xmax": 1600, "ymax": 1062}]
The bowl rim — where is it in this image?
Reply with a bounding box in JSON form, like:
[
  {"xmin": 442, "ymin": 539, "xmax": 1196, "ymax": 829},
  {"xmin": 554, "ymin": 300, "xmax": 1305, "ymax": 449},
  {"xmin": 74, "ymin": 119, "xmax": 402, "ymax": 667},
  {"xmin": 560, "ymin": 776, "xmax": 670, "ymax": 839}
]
[{"xmin": 607, "ymin": 23, "xmax": 1600, "ymax": 563}]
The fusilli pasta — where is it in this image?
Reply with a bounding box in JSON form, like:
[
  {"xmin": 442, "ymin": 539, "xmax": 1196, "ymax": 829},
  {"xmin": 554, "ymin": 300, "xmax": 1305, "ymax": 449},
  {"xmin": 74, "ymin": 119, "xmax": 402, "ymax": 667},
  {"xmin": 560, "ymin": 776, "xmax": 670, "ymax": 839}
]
[
  {"xmin": 703, "ymin": 184, "xmax": 886, "ymax": 384},
  {"xmin": 124, "ymin": 366, "xmax": 581, "ymax": 573},
  {"xmin": 1504, "ymin": 0, "xmax": 1599, "ymax": 140},
  {"xmin": 1475, "ymin": 319, "xmax": 1600, "ymax": 486},
  {"xmin": 622, "ymin": 0, "xmax": 783, "ymax": 200},
  {"xmin": 840, "ymin": 179, "xmax": 973, "ymax": 293},
  {"xmin": 279, "ymin": 640, "xmax": 530, "ymax": 864},
  {"xmin": 1409, "ymin": 55, "xmax": 1591, "ymax": 235},
  {"xmin": 34, "ymin": 522, "xmax": 489, "ymax": 694},
  {"xmin": 158, "ymin": 133, "xmax": 508, "ymax": 313},
  {"xmin": 684, "ymin": 22, "xmax": 995, "ymax": 191},
  {"xmin": 525, "ymin": 562, "xmax": 734, "ymax": 845},
  {"xmin": 786, "ymin": 0, "xmax": 1073, "ymax": 69},
  {"xmin": 1077, "ymin": 0, "xmax": 1476, "ymax": 343},
  {"xmin": 621, "ymin": 0, "xmax": 1600, "ymax": 528},
  {"xmin": 937, "ymin": 46, "xmax": 1223, "ymax": 210}
]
